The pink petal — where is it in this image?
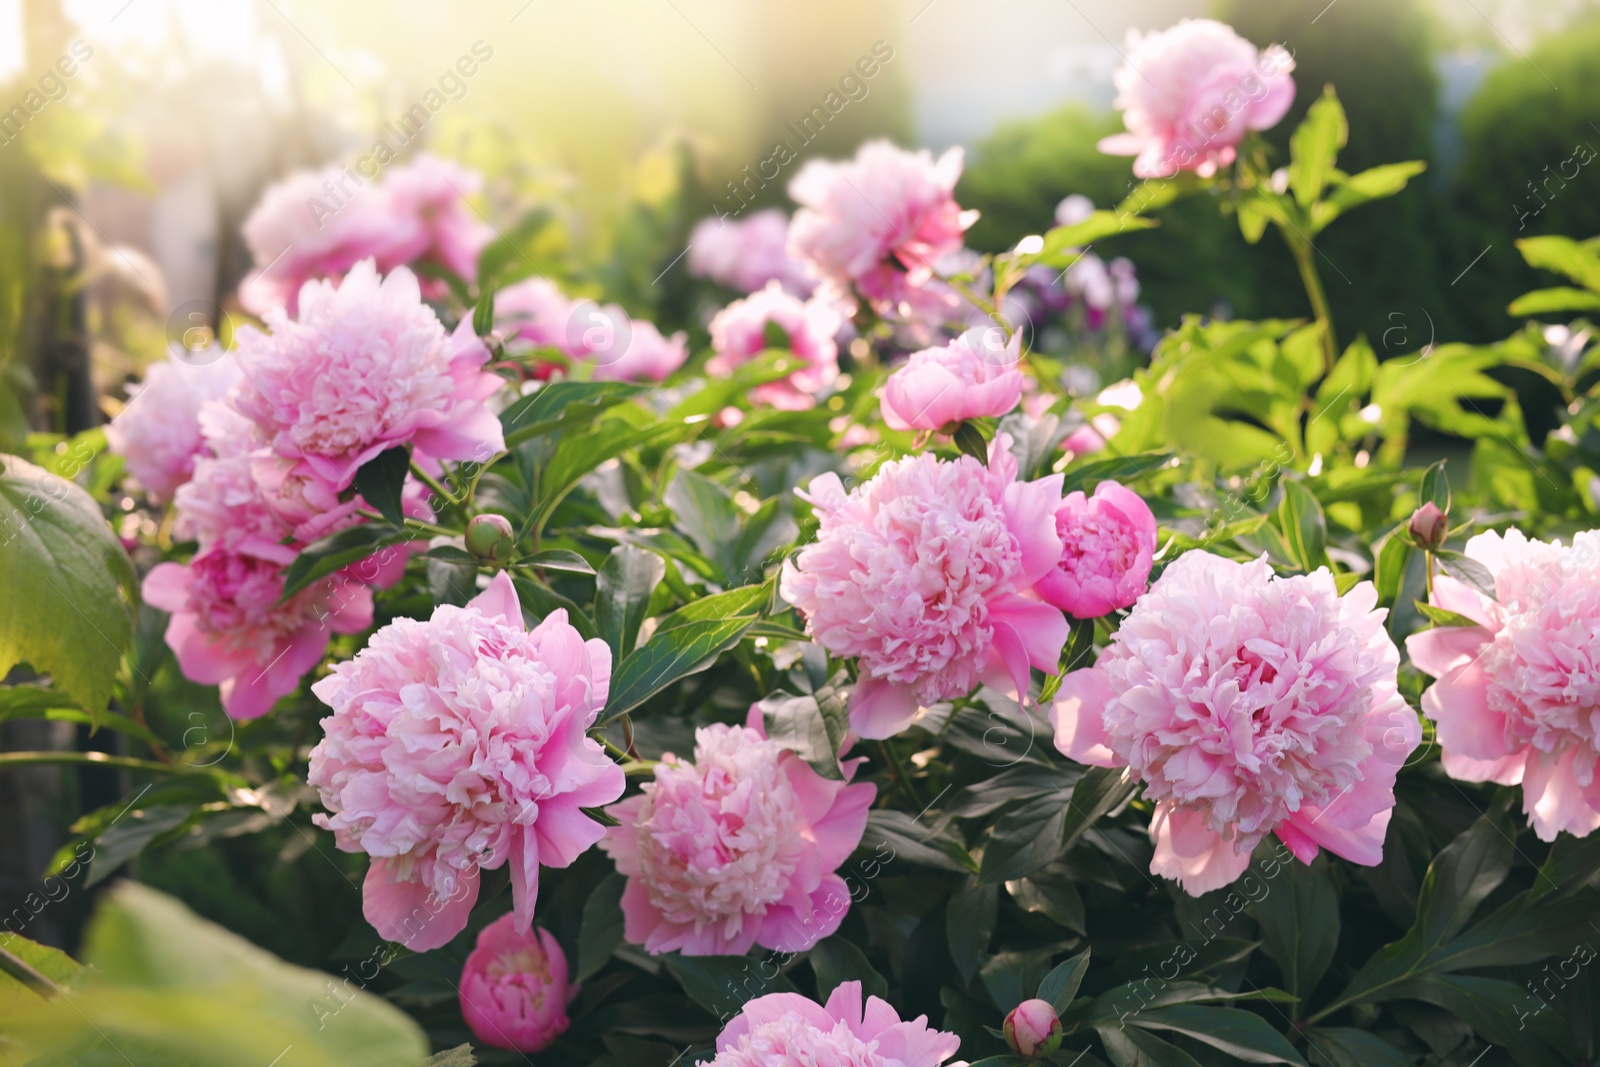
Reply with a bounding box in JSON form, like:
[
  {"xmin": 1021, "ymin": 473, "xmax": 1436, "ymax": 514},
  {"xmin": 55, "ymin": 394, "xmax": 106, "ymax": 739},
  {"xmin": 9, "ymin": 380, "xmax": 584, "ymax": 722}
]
[
  {"xmin": 848, "ymin": 677, "xmax": 921, "ymax": 740},
  {"xmin": 1149, "ymin": 803, "xmax": 1251, "ymax": 895},
  {"xmin": 1049, "ymin": 667, "xmax": 1119, "ymax": 767},
  {"xmin": 363, "ymin": 858, "xmax": 477, "ymax": 951},
  {"xmin": 469, "ymin": 570, "xmax": 524, "ymax": 627}
]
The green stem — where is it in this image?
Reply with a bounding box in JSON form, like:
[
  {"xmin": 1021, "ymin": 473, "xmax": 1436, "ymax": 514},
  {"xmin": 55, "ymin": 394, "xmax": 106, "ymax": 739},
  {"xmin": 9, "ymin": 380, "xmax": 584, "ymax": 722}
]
[
  {"xmin": 877, "ymin": 740, "xmax": 923, "ymax": 810},
  {"xmin": 0, "ymin": 750, "xmax": 237, "ymax": 780},
  {"xmin": 1288, "ymin": 236, "xmax": 1338, "ymax": 376},
  {"xmin": 0, "ymin": 943, "xmax": 59, "ymax": 998},
  {"xmin": 410, "ymin": 460, "xmax": 459, "ymax": 510}
]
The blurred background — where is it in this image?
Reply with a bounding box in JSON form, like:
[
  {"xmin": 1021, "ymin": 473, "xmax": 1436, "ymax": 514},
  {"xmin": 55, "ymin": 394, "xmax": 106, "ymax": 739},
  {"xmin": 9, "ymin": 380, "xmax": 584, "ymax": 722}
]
[{"xmin": 2, "ymin": 0, "xmax": 1598, "ymax": 960}]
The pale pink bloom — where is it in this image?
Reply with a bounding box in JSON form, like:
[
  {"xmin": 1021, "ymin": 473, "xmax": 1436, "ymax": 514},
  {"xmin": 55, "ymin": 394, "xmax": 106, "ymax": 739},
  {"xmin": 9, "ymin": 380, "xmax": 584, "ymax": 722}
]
[
  {"xmin": 1060, "ymin": 414, "xmax": 1120, "ymax": 458},
  {"xmin": 105, "ymin": 347, "xmax": 242, "ymax": 504},
  {"xmin": 788, "ymin": 141, "xmax": 978, "ymax": 303},
  {"xmin": 1099, "ymin": 19, "xmax": 1296, "ymax": 179},
  {"xmin": 585, "ymin": 314, "xmax": 688, "ymax": 383},
  {"xmin": 143, "ymin": 547, "xmax": 372, "ymax": 720},
  {"xmin": 308, "ymin": 573, "xmax": 624, "ymax": 951},
  {"xmin": 495, "ymin": 277, "xmax": 576, "ymax": 351},
  {"xmin": 381, "ymin": 153, "xmax": 493, "ymax": 283},
  {"xmin": 232, "ymin": 260, "xmax": 505, "ymax": 489},
  {"xmin": 781, "ymin": 437, "xmax": 1069, "ymax": 739},
  {"xmin": 458, "ymin": 915, "xmax": 572, "ymax": 1054},
  {"xmin": 688, "ymin": 209, "xmax": 815, "ymax": 296},
  {"xmin": 601, "ymin": 713, "xmax": 874, "ymax": 956},
  {"xmin": 1406, "ymin": 529, "xmax": 1600, "ymax": 840},
  {"xmin": 172, "ymin": 451, "xmax": 293, "ymax": 554},
  {"xmin": 239, "ymin": 165, "xmax": 399, "ymax": 317},
  {"xmin": 1053, "ymin": 551, "xmax": 1418, "ymax": 895},
  {"xmin": 880, "ymin": 326, "xmax": 1024, "ymax": 431},
  {"xmin": 707, "ymin": 282, "xmax": 844, "ymax": 409},
  {"xmin": 711, "ymin": 981, "xmax": 961, "ymax": 1067},
  {"xmin": 1037, "ymin": 481, "xmax": 1156, "ymax": 619}
]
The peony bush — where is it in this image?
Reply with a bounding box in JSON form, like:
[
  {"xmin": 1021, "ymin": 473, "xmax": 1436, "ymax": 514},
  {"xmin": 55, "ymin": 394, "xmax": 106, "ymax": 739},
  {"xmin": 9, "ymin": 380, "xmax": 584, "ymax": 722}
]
[{"xmin": 7, "ymin": 16, "xmax": 1600, "ymax": 1067}]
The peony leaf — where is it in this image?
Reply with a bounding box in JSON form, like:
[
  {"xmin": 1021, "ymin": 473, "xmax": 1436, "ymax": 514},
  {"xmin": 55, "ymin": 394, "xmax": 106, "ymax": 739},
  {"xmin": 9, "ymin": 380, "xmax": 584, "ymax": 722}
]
[
  {"xmin": 594, "ymin": 545, "xmax": 666, "ymax": 658},
  {"xmin": 664, "ymin": 954, "xmax": 797, "ymax": 1022},
  {"xmin": 759, "ymin": 683, "xmax": 849, "ymax": 781},
  {"xmin": 353, "ymin": 446, "xmax": 411, "ymax": 527},
  {"xmin": 1250, "ymin": 857, "xmax": 1339, "ymax": 1007},
  {"xmin": 808, "ymin": 936, "xmax": 888, "ymax": 1002},
  {"xmin": 946, "ymin": 879, "xmax": 999, "ymax": 984},
  {"xmin": 283, "ymin": 524, "xmax": 411, "ymax": 599},
  {"xmin": 1276, "ymin": 480, "xmax": 1330, "ymax": 573},
  {"xmin": 0, "ymin": 454, "xmax": 136, "ymax": 717},
  {"xmin": 1098, "ymin": 1026, "xmax": 1205, "ymax": 1067},
  {"xmin": 1289, "ymin": 87, "xmax": 1348, "ymax": 209},
  {"xmin": 1304, "ymin": 1028, "xmax": 1413, "ymax": 1067},
  {"xmin": 602, "ymin": 616, "xmax": 755, "ymax": 723},
  {"xmin": 499, "ymin": 380, "xmax": 649, "ymax": 447},
  {"xmin": 1128, "ymin": 1005, "xmax": 1307, "ymax": 1065},
  {"xmin": 1037, "ymin": 949, "xmax": 1091, "ymax": 1014},
  {"xmin": 576, "ymin": 872, "xmax": 627, "ymax": 982}
]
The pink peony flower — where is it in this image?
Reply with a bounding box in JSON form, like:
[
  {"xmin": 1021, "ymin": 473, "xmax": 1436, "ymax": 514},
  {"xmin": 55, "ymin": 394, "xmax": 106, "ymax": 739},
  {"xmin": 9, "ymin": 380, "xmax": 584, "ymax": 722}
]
[
  {"xmin": 688, "ymin": 209, "xmax": 815, "ymax": 296},
  {"xmin": 1036, "ymin": 481, "xmax": 1157, "ymax": 619},
  {"xmin": 710, "ymin": 981, "xmax": 961, "ymax": 1067},
  {"xmin": 879, "ymin": 326, "xmax": 1024, "ymax": 431},
  {"xmin": 239, "ymin": 165, "xmax": 400, "ymax": 317},
  {"xmin": 707, "ymin": 282, "xmax": 844, "ymax": 410},
  {"xmin": 781, "ymin": 437, "xmax": 1069, "ymax": 739},
  {"xmin": 381, "ymin": 153, "xmax": 494, "ymax": 283},
  {"xmin": 172, "ymin": 451, "xmax": 294, "ymax": 554},
  {"xmin": 1406, "ymin": 529, "xmax": 1600, "ymax": 840},
  {"xmin": 1060, "ymin": 414, "xmax": 1120, "ymax": 458},
  {"xmin": 232, "ymin": 259, "xmax": 505, "ymax": 488},
  {"xmin": 1098, "ymin": 18, "xmax": 1296, "ymax": 179},
  {"xmin": 105, "ymin": 347, "xmax": 242, "ymax": 504},
  {"xmin": 495, "ymin": 277, "xmax": 577, "ymax": 351},
  {"xmin": 307, "ymin": 572, "xmax": 624, "ymax": 951},
  {"xmin": 1052, "ymin": 551, "xmax": 1419, "ymax": 895},
  {"xmin": 586, "ymin": 314, "xmax": 689, "ymax": 383},
  {"xmin": 600, "ymin": 712, "xmax": 874, "ymax": 956},
  {"xmin": 1004, "ymin": 999, "xmax": 1064, "ymax": 1058},
  {"xmin": 788, "ymin": 141, "xmax": 977, "ymax": 304},
  {"xmin": 458, "ymin": 914, "xmax": 572, "ymax": 1054},
  {"xmin": 143, "ymin": 547, "xmax": 373, "ymax": 720}
]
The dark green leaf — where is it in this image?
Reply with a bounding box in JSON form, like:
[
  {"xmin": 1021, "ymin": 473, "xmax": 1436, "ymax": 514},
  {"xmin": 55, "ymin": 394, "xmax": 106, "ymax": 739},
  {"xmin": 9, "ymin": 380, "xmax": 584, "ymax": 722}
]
[
  {"xmin": 595, "ymin": 545, "xmax": 666, "ymax": 659},
  {"xmin": 1304, "ymin": 1028, "xmax": 1412, "ymax": 1067},
  {"xmin": 1060, "ymin": 766, "xmax": 1136, "ymax": 854},
  {"xmin": 979, "ymin": 794, "xmax": 1070, "ymax": 886},
  {"xmin": 1130, "ymin": 1005, "xmax": 1307, "ymax": 1065},
  {"xmin": 947, "ymin": 880, "xmax": 999, "ymax": 984},
  {"xmin": 1098, "ymin": 1026, "xmax": 1205, "ymax": 1067},
  {"xmin": 663, "ymin": 954, "xmax": 797, "ymax": 1023},
  {"xmin": 809, "ymin": 936, "xmax": 888, "ymax": 1002},
  {"xmin": 499, "ymin": 381, "xmax": 648, "ymax": 447},
  {"xmin": 980, "ymin": 948, "xmax": 1058, "ymax": 1012},
  {"xmin": 577, "ymin": 873, "xmax": 627, "ymax": 981},
  {"xmin": 858, "ymin": 810, "xmax": 976, "ymax": 874},
  {"xmin": 1061, "ymin": 452, "xmax": 1172, "ymax": 495},
  {"xmin": 655, "ymin": 583, "xmax": 770, "ymax": 631},
  {"xmin": 282, "ymin": 524, "xmax": 412, "ymax": 599},
  {"xmin": 472, "ymin": 285, "xmax": 496, "ymax": 338},
  {"xmin": 954, "ymin": 422, "xmax": 989, "ymax": 463},
  {"xmin": 759, "ymin": 684, "xmax": 850, "ymax": 781},
  {"xmin": 1251, "ymin": 857, "xmax": 1338, "ymax": 1007},
  {"xmin": 352, "ymin": 446, "xmax": 411, "ymax": 527},
  {"xmin": 1038, "ymin": 949, "xmax": 1091, "ymax": 1014},
  {"xmin": 1413, "ymin": 602, "xmax": 1484, "ymax": 628},
  {"xmin": 519, "ymin": 548, "xmax": 595, "ymax": 575},
  {"xmin": 510, "ymin": 576, "xmax": 596, "ymax": 638}
]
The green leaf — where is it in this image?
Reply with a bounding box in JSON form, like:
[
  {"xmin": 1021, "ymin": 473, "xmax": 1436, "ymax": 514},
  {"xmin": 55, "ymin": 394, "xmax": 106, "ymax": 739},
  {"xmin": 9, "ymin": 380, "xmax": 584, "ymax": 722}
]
[
  {"xmin": 664, "ymin": 954, "xmax": 797, "ymax": 1023},
  {"xmin": 979, "ymin": 947, "xmax": 1058, "ymax": 1011},
  {"xmin": 519, "ymin": 548, "xmax": 595, "ymax": 575},
  {"xmin": 1315, "ymin": 161, "xmax": 1427, "ymax": 228},
  {"xmin": 472, "ymin": 284, "xmax": 496, "ymax": 338},
  {"xmin": 953, "ymin": 421, "xmax": 989, "ymax": 463},
  {"xmin": 1037, "ymin": 949, "xmax": 1090, "ymax": 1014},
  {"xmin": 14, "ymin": 883, "xmax": 428, "ymax": 1067},
  {"xmin": 1305, "ymin": 1028, "xmax": 1412, "ymax": 1067},
  {"xmin": 979, "ymin": 794, "xmax": 1071, "ymax": 886},
  {"xmin": 594, "ymin": 545, "xmax": 665, "ymax": 659},
  {"xmin": 1413, "ymin": 810, "xmax": 1515, "ymax": 947},
  {"xmin": 1130, "ymin": 1005, "xmax": 1307, "ymax": 1065},
  {"xmin": 511, "ymin": 576, "xmax": 597, "ymax": 638},
  {"xmin": 664, "ymin": 469, "xmax": 741, "ymax": 581},
  {"xmin": 426, "ymin": 1045, "xmax": 478, "ymax": 1067},
  {"xmin": 1373, "ymin": 527, "xmax": 1412, "ymax": 607},
  {"xmin": 858, "ymin": 810, "xmax": 976, "ymax": 874},
  {"xmin": 499, "ymin": 380, "xmax": 649, "ymax": 447},
  {"xmin": 283, "ymin": 524, "xmax": 411, "ymax": 599},
  {"xmin": 947, "ymin": 880, "xmax": 999, "ymax": 984},
  {"xmin": 1377, "ymin": 974, "xmax": 1566, "ymax": 1060},
  {"xmin": 602, "ymin": 617, "xmax": 755, "ymax": 722},
  {"xmin": 533, "ymin": 419, "xmax": 680, "ymax": 532},
  {"xmin": 1059, "ymin": 766, "xmax": 1136, "ymax": 854},
  {"xmin": 476, "ymin": 207, "xmax": 557, "ymax": 288},
  {"xmin": 0, "ymin": 454, "xmax": 136, "ymax": 716},
  {"xmin": 1507, "ymin": 286, "xmax": 1600, "ymax": 316},
  {"xmin": 1098, "ymin": 1026, "xmax": 1205, "ymax": 1067},
  {"xmin": 577, "ymin": 873, "xmax": 627, "ymax": 981},
  {"xmin": 1434, "ymin": 551, "xmax": 1495, "ymax": 599},
  {"xmin": 809, "ymin": 936, "xmax": 888, "ymax": 1002},
  {"xmin": 654, "ymin": 582, "xmax": 771, "ymax": 631},
  {"xmin": 1276, "ymin": 481, "xmax": 1330, "ymax": 572},
  {"xmin": 1028, "ymin": 211, "xmax": 1158, "ymax": 268},
  {"xmin": 1251, "ymin": 857, "xmax": 1338, "ymax": 1008},
  {"xmin": 352, "ymin": 446, "xmax": 412, "ymax": 528},
  {"xmin": 1007, "ymin": 872, "xmax": 1085, "ymax": 934},
  {"xmin": 1517, "ymin": 234, "xmax": 1600, "ymax": 292},
  {"xmin": 86, "ymin": 804, "xmax": 196, "ymax": 887},
  {"xmin": 1418, "ymin": 459, "xmax": 1450, "ymax": 512},
  {"xmin": 0, "ymin": 685, "xmax": 160, "ymax": 744},
  {"xmin": 1289, "ymin": 88, "xmax": 1348, "ymax": 207},
  {"xmin": 759, "ymin": 683, "xmax": 850, "ymax": 781},
  {"xmin": 1061, "ymin": 452, "xmax": 1172, "ymax": 495},
  {"xmin": 1413, "ymin": 602, "xmax": 1483, "ymax": 628}
]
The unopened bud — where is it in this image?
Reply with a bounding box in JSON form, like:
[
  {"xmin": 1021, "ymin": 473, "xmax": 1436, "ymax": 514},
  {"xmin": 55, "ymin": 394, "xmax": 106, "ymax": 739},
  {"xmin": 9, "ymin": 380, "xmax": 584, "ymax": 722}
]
[
  {"xmin": 465, "ymin": 513, "xmax": 516, "ymax": 565},
  {"xmin": 1408, "ymin": 501, "xmax": 1448, "ymax": 549},
  {"xmin": 1004, "ymin": 998, "xmax": 1063, "ymax": 1058}
]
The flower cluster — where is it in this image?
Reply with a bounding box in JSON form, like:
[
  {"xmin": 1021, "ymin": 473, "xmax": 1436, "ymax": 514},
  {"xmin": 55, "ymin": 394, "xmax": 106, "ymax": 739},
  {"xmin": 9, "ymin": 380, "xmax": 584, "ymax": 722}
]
[
  {"xmin": 707, "ymin": 282, "xmax": 846, "ymax": 410},
  {"xmin": 689, "ymin": 208, "xmax": 814, "ymax": 296},
  {"xmin": 493, "ymin": 276, "xmax": 688, "ymax": 382},
  {"xmin": 707, "ymin": 982, "xmax": 961, "ymax": 1067}
]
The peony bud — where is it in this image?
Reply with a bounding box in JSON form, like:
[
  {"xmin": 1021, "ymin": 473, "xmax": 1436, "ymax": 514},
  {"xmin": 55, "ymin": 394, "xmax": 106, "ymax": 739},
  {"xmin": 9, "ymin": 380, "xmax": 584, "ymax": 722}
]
[
  {"xmin": 1408, "ymin": 501, "xmax": 1448, "ymax": 549},
  {"xmin": 459, "ymin": 915, "xmax": 572, "ymax": 1053},
  {"xmin": 1004, "ymin": 998, "xmax": 1063, "ymax": 1058},
  {"xmin": 465, "ymin": 513, "xmax": 516, "ymax": 564}
]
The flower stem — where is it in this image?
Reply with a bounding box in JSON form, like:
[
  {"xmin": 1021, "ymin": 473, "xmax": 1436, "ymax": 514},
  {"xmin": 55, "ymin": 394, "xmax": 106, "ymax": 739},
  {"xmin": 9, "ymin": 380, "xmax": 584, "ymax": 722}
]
[
  {"xmin": 410, "ymin": 460, "xmax": 459, "ymax": 510},
  {"xmin": 1288, "ymin": 236, "xmax": 1338, "ymax": 376},
  {"xmin": 878, "ymin": 740, "xmax": 922, "ymax": 810}
]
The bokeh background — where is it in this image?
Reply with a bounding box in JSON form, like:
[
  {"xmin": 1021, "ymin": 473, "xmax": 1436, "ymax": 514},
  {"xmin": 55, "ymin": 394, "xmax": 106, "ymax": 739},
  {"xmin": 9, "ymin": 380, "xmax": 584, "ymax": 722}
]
[{"xmin": 3, "ymin": 0, "xmax": 1600, "ymax": 949}]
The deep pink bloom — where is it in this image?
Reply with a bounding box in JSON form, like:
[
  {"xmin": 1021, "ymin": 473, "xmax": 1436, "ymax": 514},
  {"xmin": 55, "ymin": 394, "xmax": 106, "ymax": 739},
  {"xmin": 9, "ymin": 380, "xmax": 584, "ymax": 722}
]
[
  {"xmin": 143, "ymin": 548, "xmax": 373, "ymax": 720},
  {"xmin": 788, "ymin": 141, "xmax": 977, "ymax": 302},
  {"xmin": 710, "ymin": 981, "xmax": 960, "ymax": 1067},
  {"xmin": 1098, "ymin": 19, "xmax": 1296, "ymax": 179},
  {"xmin": 880, "ymin": 327, "xmax": 1024, "ymax": 431},
  {"xmin": 1053, "ymin": 552, "xmax": 1419, "ymax": 894},
  {"xmin": 1406, "ymin": 530, "xmax": 1600, "ymax": 840},
  {"xmin": 232, "ymin": 260, "xmax": 505, "ymax": 489},
  {"xmin": 1036, "ymin": 481, "xmax": 1157, "ymax": 619},
  {"xmin": 458, "ymin": 914, "xmax": 572, "ymax": 1054},
  {"xmin": 707, "ymin": 282, "xmax": 844, "ymax": 410},
  {"xmin": 308, "ymin": 573, "xmax": 624, "ymax": 951},
  {"xmin": 1004, "ymin": 999, "xmax": 1064, "ymax": 1058},
  {"xmin": 600, "ymin": 712, "xmax": 874, "ymax": 956},
  {"xmin": 781, "ymin": 437, "xmax": 1069, "ymax": 739},
  {"xmin": 689, "ymin": 209, "xmax": 815, "ymax": 296},
  {"xmin": 105, "ymin": 347, "xmax": 242, "ymax": 504}
]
